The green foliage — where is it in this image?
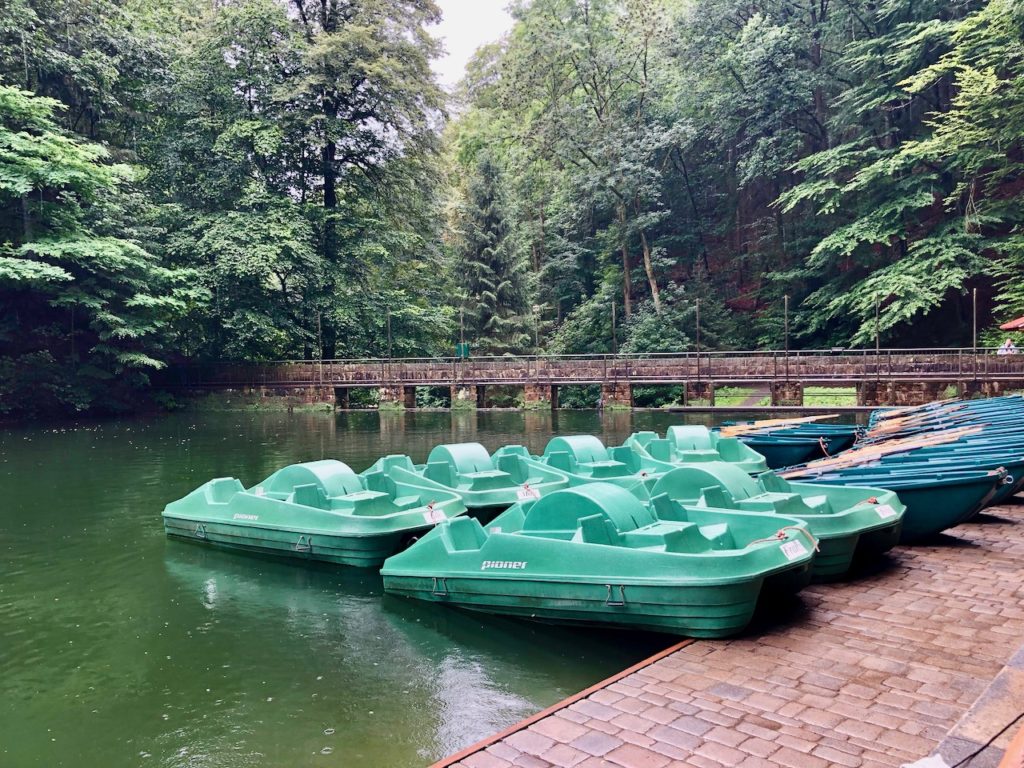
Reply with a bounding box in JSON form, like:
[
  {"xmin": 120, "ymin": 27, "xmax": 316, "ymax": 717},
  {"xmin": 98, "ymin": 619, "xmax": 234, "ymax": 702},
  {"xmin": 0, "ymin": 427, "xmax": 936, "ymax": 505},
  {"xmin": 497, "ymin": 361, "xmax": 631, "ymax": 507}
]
[
  {"xmin": 4, "ymin": 0, "xmax": 1024, "ymax": 418},
  {"xmin": 0, "ymin": 84, "xmax": 194, "ymax": 415}
]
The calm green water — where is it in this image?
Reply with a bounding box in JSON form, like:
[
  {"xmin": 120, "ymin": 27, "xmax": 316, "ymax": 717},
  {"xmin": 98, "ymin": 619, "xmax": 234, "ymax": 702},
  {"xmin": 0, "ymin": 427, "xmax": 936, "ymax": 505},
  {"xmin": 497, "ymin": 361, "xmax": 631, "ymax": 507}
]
[{"xmin": 0, "ymin": 408, "xmax": 824, "ymax": 768}]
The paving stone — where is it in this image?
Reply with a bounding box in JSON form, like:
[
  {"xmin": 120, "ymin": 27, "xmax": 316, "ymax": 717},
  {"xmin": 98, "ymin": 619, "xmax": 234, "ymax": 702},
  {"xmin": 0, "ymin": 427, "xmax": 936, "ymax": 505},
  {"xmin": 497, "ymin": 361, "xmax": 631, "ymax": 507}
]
[
  {"xmin": 440, "ymin": 505, "xmax": 1024, "ymax": 768},
  {"xmin": 569, "ymin": 731, "xmax": 623, "ymax": 758},
  {"xmin": 602, "ymin": 743, "xmax": 670, "ymax": 768}
]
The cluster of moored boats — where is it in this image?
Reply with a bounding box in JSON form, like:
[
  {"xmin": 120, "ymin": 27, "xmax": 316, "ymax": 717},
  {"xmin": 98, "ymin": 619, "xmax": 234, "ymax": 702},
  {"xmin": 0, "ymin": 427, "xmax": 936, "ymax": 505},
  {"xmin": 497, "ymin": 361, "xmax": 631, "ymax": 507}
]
[{"xmin": 162, "ymin": 397, "xmax": 1024, "ymax": 637}]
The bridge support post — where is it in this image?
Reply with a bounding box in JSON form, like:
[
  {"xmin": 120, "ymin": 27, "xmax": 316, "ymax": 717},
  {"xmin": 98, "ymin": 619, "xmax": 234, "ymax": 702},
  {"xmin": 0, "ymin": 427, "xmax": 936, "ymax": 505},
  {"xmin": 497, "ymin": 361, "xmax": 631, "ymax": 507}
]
[
  {"xmin": 378, "ymin": 385, "xmax": 406, "ymax": 409},
  {"xmin": 403, "ymin": 386, "xmax": 416, "ymax": 408},
  {"xmin": 685, "ymin": 381, "xmax": 714, "ymax": 406},
  {"xmin": 770, "ymin": 381, "xmax": 804, "ymax": 407},
  {"xmin": 959, "ymin": 380, "xmax": 1002, "ymax": 399},
  {"xmin": 601, "ymin": 382, "xmax": 632, "ymax": 409},
  {"xmin": 476, "ymin": 385, "xmax": 486, "ymax": 408},
  {"xmin": 335, "ymin": 387, "xmax": 350, "ymax": 409},
  {"xmin": 524, "ymin": 383, "xmax": 554, "ymax": 410}
]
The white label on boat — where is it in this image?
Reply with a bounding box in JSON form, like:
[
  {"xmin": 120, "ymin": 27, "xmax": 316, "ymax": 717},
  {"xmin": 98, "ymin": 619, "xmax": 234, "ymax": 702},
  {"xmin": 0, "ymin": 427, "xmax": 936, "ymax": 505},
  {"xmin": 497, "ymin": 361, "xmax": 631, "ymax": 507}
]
[
  {"xmin": 423, "ymin": 509, "xmax": 446, "ymax": 524},
  {"xmin": 780, "ymin": 539, "xmax": 808, "ymax": 561},
  {"xmin": 489, "ymin": 526, "xmax": 502, "ymax": 534},
  {"xmin": 875, "ymin": 503, "xmax": 897, "ymax": 520},
  {"xmin": 516, "ymin": 485, "xmax": 541, "ymax": 500},
  {"xmin": 481, "ymin": 560, "xmax": 527, "ymax": 570},
  {"xmin": 232, "ymin": 513, "xmax": 258, "ymax": 521},
  {"xmin": 254, "ymin": 486, "xmax": 265, "ymax": 497}
]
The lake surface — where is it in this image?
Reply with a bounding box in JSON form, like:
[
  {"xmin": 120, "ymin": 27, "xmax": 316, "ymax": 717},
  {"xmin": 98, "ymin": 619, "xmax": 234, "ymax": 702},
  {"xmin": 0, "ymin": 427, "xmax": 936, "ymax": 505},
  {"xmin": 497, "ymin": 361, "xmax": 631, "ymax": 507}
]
[{"xmin": 0, "ymin": 408, "xmax": 852, "ymax": 767}]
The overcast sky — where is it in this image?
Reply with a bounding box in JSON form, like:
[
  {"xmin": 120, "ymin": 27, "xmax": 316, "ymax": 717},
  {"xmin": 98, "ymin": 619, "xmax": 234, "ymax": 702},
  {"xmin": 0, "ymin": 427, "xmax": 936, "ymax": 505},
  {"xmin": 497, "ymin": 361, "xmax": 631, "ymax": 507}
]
[{"xmin": 431, "ymin": 0, "xmax": 514, "ymax": 89}]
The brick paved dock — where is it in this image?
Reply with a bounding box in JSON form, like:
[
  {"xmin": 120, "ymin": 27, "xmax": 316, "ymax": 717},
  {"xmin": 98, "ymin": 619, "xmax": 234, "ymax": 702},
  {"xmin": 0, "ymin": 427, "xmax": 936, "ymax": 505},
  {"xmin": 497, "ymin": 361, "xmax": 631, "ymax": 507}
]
[{"xmin": 439, "ymin": 502, "xmax": 1024, "ymax": 768}]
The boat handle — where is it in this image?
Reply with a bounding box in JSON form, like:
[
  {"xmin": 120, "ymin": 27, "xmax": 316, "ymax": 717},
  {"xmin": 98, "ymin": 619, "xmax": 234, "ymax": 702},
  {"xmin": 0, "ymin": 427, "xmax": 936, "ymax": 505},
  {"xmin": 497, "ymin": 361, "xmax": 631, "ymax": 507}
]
[
  {"xmin": 605, "ymin": 584, "xmax": 626, "ymax": 607},
  {"xmin": 431, "ymin": 577, "xmax": 448, "ymax": 596},
  {"xmin": 294, "ymin": 535, "xmax": 312, "ymax": 553},
  {"xmin": 194, "ymin": 524, "xmax": 207, "ymax": 539}
]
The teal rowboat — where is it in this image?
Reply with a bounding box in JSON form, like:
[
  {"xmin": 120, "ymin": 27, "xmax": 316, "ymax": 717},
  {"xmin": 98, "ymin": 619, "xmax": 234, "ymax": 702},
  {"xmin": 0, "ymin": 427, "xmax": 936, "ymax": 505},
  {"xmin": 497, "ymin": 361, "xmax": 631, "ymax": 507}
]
[
  {"xmin": 381, "ymin": 483, "xmax": 815, "ymax": 637},
  {"xmin": 626, "ymin": 426, "xmax": 768, "ymax": 475},
  {"xmin": 163, "ymin": 460, "xmax": 466, "ymax": 567},
  {"xmin": 385, "ymin": 443, "xmax": 569, "ymax": 519},
  {"xmin": 647, "ymin": 463, "xmax": 904, "ymax": 581},
  {"xmin": 793, "ymin": 469, "xmax": 1004, "ymax": 542}
]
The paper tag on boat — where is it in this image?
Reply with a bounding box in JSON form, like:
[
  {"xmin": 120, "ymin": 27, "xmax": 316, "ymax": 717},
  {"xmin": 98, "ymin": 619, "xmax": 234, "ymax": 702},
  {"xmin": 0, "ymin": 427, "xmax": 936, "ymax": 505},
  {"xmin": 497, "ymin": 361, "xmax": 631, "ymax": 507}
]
[
  {"xmin": 516, "ymin": 485, "xmax": 541, "ymax": 501},
  {"xmin": 254, "ymin": 486, "xmax": 265, "ymax": 497},
  {"xmin": 875, "ymin": 503, "xmax": 897, "ymax": 520},
  {"xmin": 780, "ymin": 539, "xmax": 808, "ymax": 561},
  {"xmin": 489, "ymin": 526, "xmax": 502, "ymax": 534},
  {"xmin": 423, "ymin": 509, "xmax": 446, "ymax": 524}
]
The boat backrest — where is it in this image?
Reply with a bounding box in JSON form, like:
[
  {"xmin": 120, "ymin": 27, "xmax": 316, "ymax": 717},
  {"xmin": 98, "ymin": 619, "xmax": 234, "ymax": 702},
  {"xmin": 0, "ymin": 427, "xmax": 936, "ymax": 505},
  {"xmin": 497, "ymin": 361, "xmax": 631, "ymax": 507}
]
[
  {"xmin": 543, "ymin": 450, "xmax": 578, "ymax": 474},
  {"xmin": 544, "ymin": 435, "xmax": 610, "ymax": 464},
  {"xmin": 701, "ymin": 485, "xmax": 736, "ymax": 509},
  {"xmin": 427, "ymin": 443, "xmax": 495, "ymax": 476},
  {"xmin": 373, "ymin": 454, "xmax": 417, "ymax": 473},
  {"xmin": 292, "ymin": 483, "xmax": 329, "ymax": 509},
  {"xmin": 758, "ymin": 472, "xmax": 791, "ymax": 493},
  {"xmin": 667, "ymin": 425, "xmax": 714, "ymax": 451},
  {"xmin": 577, "ymin": 513, "xmax": 619, "ymax": 545},
  {"xmin": 628, "ymin": 431, "xmax": 657, "ymax": 449},
  {"xmin": 644, "ymin": 438, "xmax": 673, "ymax": 462},
  {"xmin": 260, "ymin": 460, "xmax": 364, "ymax": 499},
  {"xmin": 439, "ymin": 517, "xmax": 487, "ymax": 551},
  {"xmin": 424, "ymin": 460, "xmax": 455, "ymax": 486},
  {"xmin": 207, "ymin": 477, "xmax": 244, "ymax": 504},
  {"xmin": 523, "ymin": 484, "xmax": 655, "ymax": 536}
]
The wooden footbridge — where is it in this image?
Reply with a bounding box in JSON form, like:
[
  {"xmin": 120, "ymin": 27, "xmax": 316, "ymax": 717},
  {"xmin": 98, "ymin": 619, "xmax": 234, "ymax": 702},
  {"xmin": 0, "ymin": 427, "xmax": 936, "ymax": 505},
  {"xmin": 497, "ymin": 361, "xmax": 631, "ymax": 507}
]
[{"xmin": 171, "ymin": 348, "xmax": 1024, "ymax": 408}]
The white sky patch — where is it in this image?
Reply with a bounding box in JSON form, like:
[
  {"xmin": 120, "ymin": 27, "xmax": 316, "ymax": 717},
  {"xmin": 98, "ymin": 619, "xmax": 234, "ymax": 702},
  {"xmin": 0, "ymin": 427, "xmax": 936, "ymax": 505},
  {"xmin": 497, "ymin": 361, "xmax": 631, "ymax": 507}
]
[{"xmin": 431, "ymin": 0, "xmax": 514, "ymax": 90}]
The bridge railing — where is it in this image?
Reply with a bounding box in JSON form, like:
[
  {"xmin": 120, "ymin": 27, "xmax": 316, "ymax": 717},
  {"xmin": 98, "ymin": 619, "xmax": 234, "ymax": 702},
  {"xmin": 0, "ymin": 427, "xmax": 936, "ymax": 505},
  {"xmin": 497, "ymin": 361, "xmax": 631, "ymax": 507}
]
[{"xmin": 173, "ymin": 347, "xmax": 1024, "ymax": 388}]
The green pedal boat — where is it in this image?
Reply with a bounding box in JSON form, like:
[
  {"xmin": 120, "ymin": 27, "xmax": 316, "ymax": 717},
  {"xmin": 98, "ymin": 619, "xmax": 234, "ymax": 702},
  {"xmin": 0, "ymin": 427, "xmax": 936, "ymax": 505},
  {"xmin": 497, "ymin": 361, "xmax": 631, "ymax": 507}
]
[
  {"xmin": 369, "ymin": 443, "xmax": 569, "ymax": 519},
  {"xmin": 648, "ymin": 463, "xmax": 905, "ymax": 581},
  {"xmin": 381, "ymin": 483, "xmax": 816, "ymax": 637},
  {"xmin": 163, "ymin": 459, "xmax": 466, "ymax": 567},
  {"xmin": 626, "ymin": 426, "xmax": 769, "ymax": 475}
]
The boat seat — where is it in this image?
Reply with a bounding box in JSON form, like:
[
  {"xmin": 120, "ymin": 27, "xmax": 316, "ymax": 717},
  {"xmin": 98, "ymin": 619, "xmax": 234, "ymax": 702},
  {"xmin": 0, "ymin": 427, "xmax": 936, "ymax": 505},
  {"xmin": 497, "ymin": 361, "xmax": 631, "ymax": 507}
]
[
  {"xmin": 644, "ymin": 437, "xmax": 673, "ymax": 462},
  {"xmin": 292, "ymin": 483, "xmax": 329, "ymax": 510},
  {"xmin": 543, "ymin": 451, "xmax": 578, "ymax": 474},
  {"xmin": 701, "ymin": 485, "xmax": 737, "ymax": 509},
  {"xmin": 697, "ymin": 523, "xmax": 736, "ymax": 550},
  {"xmin": 677, "ymin": 449, "xmax": 722, "ymax": 463},
  {"xmin": 576, "ymin": 513, "xmax": 619, "ymax": 545},
  {"xmin": 578, "ymin": 459, "xmax": 628, "ymax": 478},
  {"xmin": 424, "ymin": 460, "xmax": 455, "ymax": 487},
  {"xmin": 338, "ymin": 489, "xmax": 392, "ymax": 516},
  {"xmin": 802, "ymin": 494, "xmax": 832, "ymax": 513},
  {"xmin": 758, "ymin": 473, "xmax": 791, "ymax": 493},
  {"xmin": 391, "ymin": 495, "xmax": 422, "ymax": 510},
  {"xmin": 462, "ymin": 468, "xmax": 512, "ymax": 490},
  {"xmin": 207, "ymin": 477, "xmax": 244, "ymax": 504},
  {"xmin": 441, "ymin": 517, "xmax": 486, "ymax": 551}
]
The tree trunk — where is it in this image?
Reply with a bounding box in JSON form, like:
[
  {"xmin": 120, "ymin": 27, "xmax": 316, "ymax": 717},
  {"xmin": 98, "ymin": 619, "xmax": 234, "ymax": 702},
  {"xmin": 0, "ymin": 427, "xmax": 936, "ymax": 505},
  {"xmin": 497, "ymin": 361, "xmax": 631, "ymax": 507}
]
[
  {"xmin": 617, "ymin": 203, "xmax": 633, "ymax": 318},
  {"xmin": 638, "ymin": 228, "xmax": 661, "ymax": 314}
]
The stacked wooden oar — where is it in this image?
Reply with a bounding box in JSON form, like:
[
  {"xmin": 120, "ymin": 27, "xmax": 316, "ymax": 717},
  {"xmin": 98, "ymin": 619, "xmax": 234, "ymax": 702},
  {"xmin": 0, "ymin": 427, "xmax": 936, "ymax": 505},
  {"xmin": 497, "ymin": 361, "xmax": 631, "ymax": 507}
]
[
  {"xmin": 778, "ymin": 425, "xmax": 983, "ymax": 478},
  {"xmin": 719, "ymin": 414, "xmax": 840, "ymax": 438}
]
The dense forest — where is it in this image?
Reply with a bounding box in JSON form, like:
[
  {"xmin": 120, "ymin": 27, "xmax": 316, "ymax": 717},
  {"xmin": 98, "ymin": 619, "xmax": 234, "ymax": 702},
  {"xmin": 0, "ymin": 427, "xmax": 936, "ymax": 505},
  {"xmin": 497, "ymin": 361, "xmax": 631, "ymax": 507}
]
[{"xmin": 1, "ymin": 0, "xmax": 1022, "ymax": 415}]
